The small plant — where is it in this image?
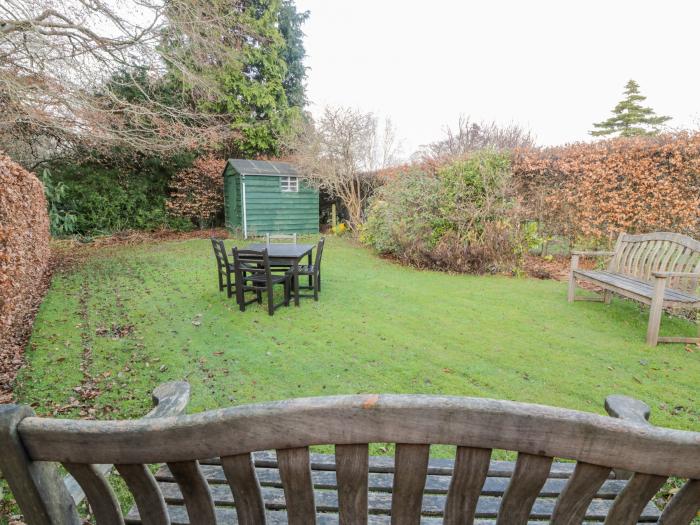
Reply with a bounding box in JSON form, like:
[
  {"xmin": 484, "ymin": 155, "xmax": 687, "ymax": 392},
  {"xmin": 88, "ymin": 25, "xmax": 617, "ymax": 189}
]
[{"xmin": 41, "ymin": 169, "xmax": 77, "ymax": 236}]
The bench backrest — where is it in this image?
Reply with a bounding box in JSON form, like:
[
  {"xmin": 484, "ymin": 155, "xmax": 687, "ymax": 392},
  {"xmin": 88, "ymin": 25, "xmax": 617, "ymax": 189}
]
[
  {"xmin": 609, "ymin": 232, "xmax": 700, "ymax": 291},
  {"xmin": 2, "ymin": 388, "xmax": 700, "ymax": 525}
]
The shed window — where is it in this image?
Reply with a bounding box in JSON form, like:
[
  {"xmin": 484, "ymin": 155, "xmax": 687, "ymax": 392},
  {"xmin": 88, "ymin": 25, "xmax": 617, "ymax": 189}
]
[{"xmin": 281, "ymin": 176, "xmax": 298, "ymax": 192}]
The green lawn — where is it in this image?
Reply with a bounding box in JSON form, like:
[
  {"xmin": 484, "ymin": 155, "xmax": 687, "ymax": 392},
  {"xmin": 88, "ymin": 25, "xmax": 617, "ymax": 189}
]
[{"xmin": 16, "ymin": 235, "xmax": 700, "ymax": 436}]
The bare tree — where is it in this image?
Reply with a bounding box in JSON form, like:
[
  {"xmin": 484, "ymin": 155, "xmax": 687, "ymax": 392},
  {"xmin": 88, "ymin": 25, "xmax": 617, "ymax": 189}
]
[
  {"xmin": 291, "ymin": 107, "xmax": 400, "ymax": 231},
  {"xmin": 0, "ymin": 0, "xmax": 246, "ymax": 166},
  {"xmin": 415, "ymin": 115, "xmax": 536, "ymax": 163}
]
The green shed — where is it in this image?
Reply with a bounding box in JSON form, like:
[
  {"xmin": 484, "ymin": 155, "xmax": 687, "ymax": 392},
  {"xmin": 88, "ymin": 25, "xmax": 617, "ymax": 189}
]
[{"xmin": 222, "ymin": 159, "xmax": 319, "ymax": 238}]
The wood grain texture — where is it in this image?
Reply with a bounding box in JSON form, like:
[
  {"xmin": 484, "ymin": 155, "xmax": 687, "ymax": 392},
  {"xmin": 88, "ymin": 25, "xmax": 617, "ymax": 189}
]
[
  {"xmin": 277, "ymin": 447, "xmax": 316, "ymax": 525},
  {"xmin": 166, "ymin": 461, "xmax": 216, "ymax": 525},
  {"xmin": 391, "ymin": 444, "xmax": 430, "ymax": 525},
  {"xmin": 550, "ymin": 462, "xmax": 611, "ymax": 524},
  {"xmin": 115, "ymin": 464, "xmax": 170, "ymax": 525},
  {"xmin": 17, "ymin": 394, "xmax": 700, "ymax": 479},
  {"xmin": 495, "ymin": 453, "xmax": 553, "ymax": 525},
  {"xmin": 443, "ymin": 446, "xmax": 491, "ymax": 525},
  {"xmin": 657, "ymin": 479, "xmax": 700, "ymax": 524},
  {"xmin": 63, "ymin": 462, "xmax": 124, "ymax": 525},
  {"xmin": 0, "ymin": 404, "xmax": 81, "ymax": 525},
  {"xmin": 603, "ymin": 473, "xmax": 666, "ymax": 525},
  {"xmin": 335, "ymin": 444, "xmax": 369, "ymax": 525},
  {"xmin": 221, "ymin": 453, "xmax": 267, "ymax": 525}
]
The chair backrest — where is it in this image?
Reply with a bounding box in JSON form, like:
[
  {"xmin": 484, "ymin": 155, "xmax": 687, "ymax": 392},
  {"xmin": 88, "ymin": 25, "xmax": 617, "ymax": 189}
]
[
  {"xmin": 266, "ymin": 232, "xmax": 297, "ymax": 244},
  {"xmin": 210, "ymin": 237, "xmax": 230, "ymax": 271},
  {"xmin": 609, "ymin": 232, "xmax": 700, "ymax": 291},
  {"xmin": 2, "ymin": 388, "xmax": 699, "ymax": 525},
  {"xmin": 232, "ymin": 247, "xmax": 271, "ymax": 282},
  {"xmin": 314, "ymin": 237, "xmax": 326, "ymax": 268}
]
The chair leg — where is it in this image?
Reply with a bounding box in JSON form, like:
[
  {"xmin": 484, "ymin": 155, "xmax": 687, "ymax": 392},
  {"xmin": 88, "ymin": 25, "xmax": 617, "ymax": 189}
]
[
  {"xmin": 646, "ymin": 276, "xmax": 667, "ymax": 346},
  {"xmin": 284, "ymin": 279, "xmax": 290, "ymax": 306},
  {"xmin": 218, "ymin": 271, "xmax": 224, "ymax": 292},
  {"xmin": 294, "ymin": 274, "xmax": 300, "ymax": 307},
  {"xmin": 226, "ymin": 272, "xmax": 233, "ymax": 299},
  {"xmin": 267, "ymin": 287, "xmax": 275, "ymax": 316},
  {"xmin": 256, "ymin": 291, "xmax": 263, "ymax": 304},
  {"xmin": 318, "ymin": 273, "xmax": 321, "ymax": 292},
  {"xmin": 313, "ymin": 271, "xmax": 319, "ymax": 301}
]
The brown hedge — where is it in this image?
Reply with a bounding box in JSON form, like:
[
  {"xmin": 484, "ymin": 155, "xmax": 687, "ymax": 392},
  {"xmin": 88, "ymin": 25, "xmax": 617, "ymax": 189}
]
[
  {"xmin": 0, "ymin": 154, "xmax": 51, "ymax": 403},
  {"xmin": 512, "ymin": 133, "xmax": 700, "ymax": 243}
]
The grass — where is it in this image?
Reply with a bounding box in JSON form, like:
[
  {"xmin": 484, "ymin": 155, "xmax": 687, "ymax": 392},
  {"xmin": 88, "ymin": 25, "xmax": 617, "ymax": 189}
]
[{"xmin": 5, "ymin": 235, "xmax": 700, "ymax": 519}]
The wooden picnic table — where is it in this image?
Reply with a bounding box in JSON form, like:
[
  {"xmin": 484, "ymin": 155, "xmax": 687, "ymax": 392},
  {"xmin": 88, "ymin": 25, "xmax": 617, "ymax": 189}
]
[{"xmin": 246, "ymin": 243, "xmax": 315, "ymax": 306}]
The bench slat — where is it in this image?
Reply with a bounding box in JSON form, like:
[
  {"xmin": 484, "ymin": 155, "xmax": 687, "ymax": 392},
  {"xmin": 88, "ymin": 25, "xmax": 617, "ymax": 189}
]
[
  {"xmin": 335, "ymin": 444, "xmax": 369, "ymax": 525},
  {"xmin": 277, "ymin": 447, "xmax": 317, "ymax": 525},
  {"xmin": 221, "ymin": 453, "xmax": 267, "ymax": 525},
  {"xmin": 391, "ymin": 444, "xmax": 430, "ymax": 525},
  {"xmin": 115, "ymin": 464, "xmax": 170, "ymax": 525},
  {"xmin": 603, "ymin": 473, "xmax": 666, "ymax": 525},
  {"xmin": 550, "ymin": 462, "xmax": 611, "ymax": 525},
  {"xmin": 496, "ymin": 453, "xmax": 553, "ymax": 525},
  {"xmin": 63, "ymin": 463, "xmax": 124, "ymax": 525},
  {"xmin": 574, "ymin": 270, "xmax": 699, "ymax": 303},
  {"xmin": 444, "ymin": 446, "xmax": 491, "ymax": 525},
  {"xmin": 166, "ymin": 461, "xmax": 216, "ymax": 525}
]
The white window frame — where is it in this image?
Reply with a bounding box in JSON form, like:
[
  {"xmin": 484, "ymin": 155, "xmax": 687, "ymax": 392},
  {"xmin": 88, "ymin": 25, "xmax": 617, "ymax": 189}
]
[{"xmin": 280, "ymin": 176, "xmax": 299, "ymax": 192}]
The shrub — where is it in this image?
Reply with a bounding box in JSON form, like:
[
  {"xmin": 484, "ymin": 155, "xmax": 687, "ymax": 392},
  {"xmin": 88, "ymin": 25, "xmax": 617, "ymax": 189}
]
[
  {"xmin": 363, "ymin": 151, "xmax": 533, "ymax": 273},
  {"xmin": 0, "ymin": 154, "xmax": 50, "ymax": 402},
  {"xmin": 513, "ymin": 133, "xmax": 700, "ymax": 244},
  {"xmin": 167, "ymin": 155, "xmax": 225, "ymax": 228}
]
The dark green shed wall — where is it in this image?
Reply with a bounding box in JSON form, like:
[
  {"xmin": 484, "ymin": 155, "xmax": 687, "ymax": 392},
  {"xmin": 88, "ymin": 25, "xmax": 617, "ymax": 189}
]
[{"xmin": 222, "ymin": 160, "xmax": 319, "ymax": 236}]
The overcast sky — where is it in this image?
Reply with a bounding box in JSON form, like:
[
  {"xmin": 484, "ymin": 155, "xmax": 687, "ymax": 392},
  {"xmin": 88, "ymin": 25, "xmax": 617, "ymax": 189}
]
[{"xmin": 295, "ymin": 0, "xmax": 700, "ymax": 157}]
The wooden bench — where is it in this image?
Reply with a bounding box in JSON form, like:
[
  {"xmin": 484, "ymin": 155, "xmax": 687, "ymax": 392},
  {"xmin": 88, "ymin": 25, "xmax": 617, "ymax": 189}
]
[
  {"xmin": 568, "ymin": 232, "xmax": 700, "ymax": 346},
  {"xmin": 2, "ymin": 382, "xmax": 699, "ymax": 524}
]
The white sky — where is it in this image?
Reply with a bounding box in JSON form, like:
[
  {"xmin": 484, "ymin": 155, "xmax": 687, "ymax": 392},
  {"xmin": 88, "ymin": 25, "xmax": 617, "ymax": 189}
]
[{"xmin": 295, "ymin": 0, "xmax": 700, "ymax": 157}]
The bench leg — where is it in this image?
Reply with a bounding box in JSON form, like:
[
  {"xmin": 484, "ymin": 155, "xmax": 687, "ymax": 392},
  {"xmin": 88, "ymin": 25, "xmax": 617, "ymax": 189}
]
[
  {"xmin": 604, "ymin": 290, "xmax": 612, "ymax": 305},
  {"xmin": 646, "ymin": 276, "xmax": 667, "ymax": 346},
  {"xmin": 567, "ymin": 254, "xmax": 579, "ymax": 303}
]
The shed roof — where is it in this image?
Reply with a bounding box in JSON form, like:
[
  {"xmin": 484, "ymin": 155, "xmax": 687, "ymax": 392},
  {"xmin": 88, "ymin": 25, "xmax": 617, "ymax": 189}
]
[{"xmin": 227, "ymin": 159, "xmax": 298, "ymax": 177}]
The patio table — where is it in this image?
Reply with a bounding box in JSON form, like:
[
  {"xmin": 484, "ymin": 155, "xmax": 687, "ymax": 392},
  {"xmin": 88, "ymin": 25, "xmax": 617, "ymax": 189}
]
[{"xmin": 245, "ymin": 243, "xmax": 314, "ymax": 306}]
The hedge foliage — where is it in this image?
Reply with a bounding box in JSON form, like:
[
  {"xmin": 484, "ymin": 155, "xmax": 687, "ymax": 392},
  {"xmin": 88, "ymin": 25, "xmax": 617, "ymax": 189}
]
[
  {"xmin": 513, "ymin": 133, "xmax": 700, "ymax": 243},
  {"xmin": 0, "ymin": 154, "xmax": 50, "ymax": 402}
]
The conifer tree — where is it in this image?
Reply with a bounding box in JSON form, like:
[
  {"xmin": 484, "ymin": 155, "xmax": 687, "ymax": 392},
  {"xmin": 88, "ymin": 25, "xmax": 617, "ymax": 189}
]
[{"xmin": 591, "ymin": 80, "xmax": 671, "ymax": 137}]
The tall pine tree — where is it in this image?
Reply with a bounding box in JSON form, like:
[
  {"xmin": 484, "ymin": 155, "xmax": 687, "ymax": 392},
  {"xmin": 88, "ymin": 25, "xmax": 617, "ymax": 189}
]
[{"xmin": 590, "ymin": 80, "xmax": 671, "ymax": 137}]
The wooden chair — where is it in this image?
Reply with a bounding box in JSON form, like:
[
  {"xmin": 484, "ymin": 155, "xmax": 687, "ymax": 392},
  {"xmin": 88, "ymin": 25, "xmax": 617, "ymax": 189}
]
[
  {"xmin": 291, "ymin": 237, "xmax": 325, "ymax": 303},
  {"xmin": 266, "ymin": 233, "xmax": 297, "ymax": 244},
  {"xmin": 233, "ymin": 248, "xmax": 291, "ymax": 316},
  {"xmin": 568, "ymin": 232, "xmax": 700, "ymax": 346},
  {"xmin": 211, "ymin": 237, "xmax": 235, "ymax": 298},
  {"xmin": 2, "ymin": 382, "xmax": 699, "ymax": 524}
]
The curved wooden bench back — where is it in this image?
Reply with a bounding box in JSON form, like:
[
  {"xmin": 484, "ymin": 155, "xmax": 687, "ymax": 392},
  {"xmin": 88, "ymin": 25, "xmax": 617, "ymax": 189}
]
[
  {"xmin": 609, "ymin": 232, "xmax": 700, "ymax": 291},
  {"xmin": 3, "ymin": 392, "xmax": 700, "ymax": 524}
]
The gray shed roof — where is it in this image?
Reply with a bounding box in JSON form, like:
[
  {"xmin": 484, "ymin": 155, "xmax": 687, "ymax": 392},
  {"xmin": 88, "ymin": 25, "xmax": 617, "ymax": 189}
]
[{"xmin": 227, "ymin": 159, "xmax": 298, "ymax": 177}]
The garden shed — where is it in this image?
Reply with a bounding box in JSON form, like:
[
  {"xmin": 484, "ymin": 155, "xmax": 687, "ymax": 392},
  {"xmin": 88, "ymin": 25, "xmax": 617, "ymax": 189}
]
[{"xmin": 222, "ymin": 159, "xmax": 319, "ymax": 238}]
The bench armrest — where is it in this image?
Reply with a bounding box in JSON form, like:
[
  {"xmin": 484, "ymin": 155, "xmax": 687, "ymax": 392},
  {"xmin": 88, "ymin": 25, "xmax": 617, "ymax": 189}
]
[
  {"xmin": 651, "ymin": 271, "xmax": 699, "ymax": 279},
  {"xmin": 571, "ymin": 251, "xmax": 616, "ymax": 257}
]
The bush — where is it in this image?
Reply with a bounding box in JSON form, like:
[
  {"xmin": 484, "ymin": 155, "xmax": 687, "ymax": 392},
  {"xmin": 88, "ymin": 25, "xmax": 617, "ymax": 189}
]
[
  {"xmin": 513, "ymin": 133, "xmax": 700, "ymax": 244},
  {"xmin": 166, "ymin": 155, "xmax": 225, "ymax": 228},
  {"xmin": 49, "ymin": 155, "xmax": 195, "ymax": 235},
  {"xmin": 0, "ymin": 154, "xmax": 50, "ymax": 402},
  {"xmin": 362, "ymin": 151, "xmax": 534, "ymax": 273}
]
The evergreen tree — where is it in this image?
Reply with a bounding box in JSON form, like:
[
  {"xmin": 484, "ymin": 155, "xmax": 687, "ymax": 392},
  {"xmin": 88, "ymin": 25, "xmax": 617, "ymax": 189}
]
[
  {"xmin": 279, "ymin": 0, "xmax": 310, "ymax": 109},
  {"xmin": 590, "ymin": 80, "xmax": 671, "ymax": 137}
]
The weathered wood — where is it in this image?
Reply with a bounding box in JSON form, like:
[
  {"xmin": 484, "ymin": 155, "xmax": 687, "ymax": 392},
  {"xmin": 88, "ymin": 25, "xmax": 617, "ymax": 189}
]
[
  {"xmin": 550, "ymin": 462, "xmax": 611, "ymax": 524},
  {"xmin": 0, "ymin": 404, "xmax": 80, "ymax": 525},
  {"xmin": 496, "ymin": 453, "xmax": 553, "ymax": 525},
  {"xmin": 335, "ymin": 444, "xmax": 368, "ymax": 525},
  {"xmin": 443, "ymin": 446, "xmax": 491, "ymax": 525},
  {"xmin": 604, "ymin": 473, "xmax": 666, "ymax": 525},
  {"xmin": 567, "ymin": 254, "xmax": 580, "ymax": 302},
  {"xmin": 115, "ymin": 464, "xmax": 170, "ymax": 525},
  {"xmin": 166, "ymin": 461, "xmax": 216, "ymax": 525},
  {"xmin": 391, "ymin": 444, "xmax": 430, "ymax": 525},
  {"xmin": 17, "ymin": 394, "xmax": 700, "ymax": 478},
  {"xmin": 657, "ymin": 479, "xmax": 700, "ymax": 524},
  {"xmin": 647, "ymin": 275, "xmax": 667, "ymax": 346},
  {"xmin": 221, "ymin": 453, "xmax": 267, "ymax": 525},
  {"xmin": 63, "ymin": 462, "xmax": 124, "ymax": 525},
  {"xmin": 277, "ymin": 447, "xmax": 316, "ymax": 525}
]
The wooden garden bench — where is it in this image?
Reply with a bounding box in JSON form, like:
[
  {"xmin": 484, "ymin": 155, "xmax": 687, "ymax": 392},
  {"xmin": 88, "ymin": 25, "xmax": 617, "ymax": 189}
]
[
  {"xmin": 2, "ymin": 382, "xmax": 700, "ymax": 524},
  {"xmin": 568, "ymin": 232, "xmax": 700, "ymax": 346}
]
